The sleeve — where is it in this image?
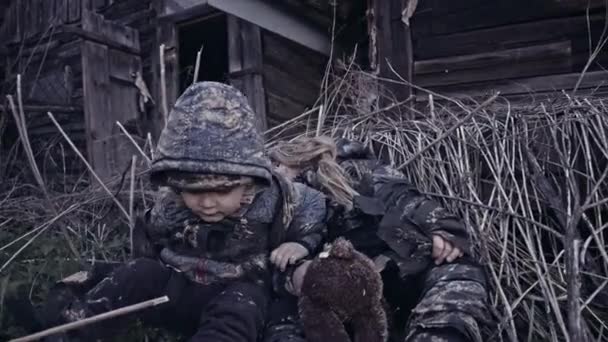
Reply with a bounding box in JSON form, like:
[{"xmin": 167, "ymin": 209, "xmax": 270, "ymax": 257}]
[
  {"xmin": 284, "ymin": 183, "xmax": 328, "ymax": 255},
  {"xmin": 132, "ymin": 187, "xmax": 191, "ymax": 259},
  {"xmin": 371, "ymin": 164, "xmax": 471, "ymax": 252}
]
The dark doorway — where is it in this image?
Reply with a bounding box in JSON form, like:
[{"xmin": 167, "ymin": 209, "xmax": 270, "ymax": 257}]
[{"xmin": 178, "ymin": 13, "xmax": 229, "ymax": 91}]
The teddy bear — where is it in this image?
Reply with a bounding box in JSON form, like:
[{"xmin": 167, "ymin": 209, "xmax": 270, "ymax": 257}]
[{"xmin": 298, "ymin": 237, "xmax": 387, "ymax": 342}]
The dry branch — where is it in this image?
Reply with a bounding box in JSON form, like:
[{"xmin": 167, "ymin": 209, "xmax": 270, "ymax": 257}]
[{"xmin": 9, "ymin": 296, "xmax": 170, "ymax": 342}]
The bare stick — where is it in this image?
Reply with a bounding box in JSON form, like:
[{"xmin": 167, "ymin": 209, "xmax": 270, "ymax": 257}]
[
  {"xmin": 264, "ymin": 105, "xmax": 321, "ymax": 136},
  {"xmin": 9, "ymin": 296, "xmax": 170, "ymax": 342},
  {"xmin": 160, "ymin": 44, "xmax": 168, "ymax": 128},
  {"xmin": 397, "ymin": 93, "xmax": 499, "ymax": 170},
  {"xmin": 47, "ymin": 112, "xmax": 130, "ymax": 221},
  {"xmin": 315, "ymin": 105, "xmax": 325, "ymax": 137},
  {"xmin": 8, "ymin": 95, "xmax": 44, "ymax": 189},
  {"xmin": 146, "ymin": 132, "xmax": 155, "ymax": 160},
  {"xmin": 116, "ymin": 121, "xmax": 151, "ymax": 165},
  {"xmin": 193, "ymin": 45, "xmax": 204, "ymax": 85},
  {"xmin": 129, "ymin": 155, "xmax": 137, "ymax": 254},
  {"xmin": 8, "ymin": 78, "xmax": 80, "ymax": 259}
]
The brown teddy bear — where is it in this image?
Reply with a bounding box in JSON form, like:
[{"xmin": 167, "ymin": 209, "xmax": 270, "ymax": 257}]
[{"xmin": 298, "ymin": 237, "xmax": 387, "ymax": 342}]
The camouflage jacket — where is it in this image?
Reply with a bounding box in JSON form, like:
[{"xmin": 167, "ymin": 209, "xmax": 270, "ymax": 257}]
[
  {"xmin": 302, "ymin": 157, "xmax": 471, "ymax": 279},
  {"xmin": 134, "ymin": 176, "xmax": 326, "ymax": 286}
]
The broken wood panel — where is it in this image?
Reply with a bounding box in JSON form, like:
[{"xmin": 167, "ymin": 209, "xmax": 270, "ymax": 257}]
[
  {"xmin": 81, "ymin": 9, "xmax": 140, "ymax": 50},
  {"xmin": 415, "ymin": 41, "xmax": 572, "ymax": 75},
  {"xmin": 423, "ymin": 71, "xmax": 608, "ymax": 98},
  {"xmin": 414, "ymin": 14, "xmax": 604, "ymax": 59}
]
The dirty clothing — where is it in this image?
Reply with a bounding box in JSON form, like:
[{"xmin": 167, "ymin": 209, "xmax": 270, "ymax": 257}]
[
  {"xmin": 49, "ymin": 258, "xmax": 268, "ymax": 341},
  {"xmin": 264, "ymin": 140, "xmax": 490, "ymax": 342},
  {"xmin": 39, "ymin": 82, "xmax": 327, "ymax": 341}
]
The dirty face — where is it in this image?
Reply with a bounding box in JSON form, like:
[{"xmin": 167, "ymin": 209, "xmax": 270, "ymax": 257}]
[{"xmin": 180, "ymin": 185, "xmax": 248, "ymax": 222}]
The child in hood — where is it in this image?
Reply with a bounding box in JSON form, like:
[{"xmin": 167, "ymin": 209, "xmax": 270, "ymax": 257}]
[{"xmin": 36, "ymin": 82, "xmax": 327, "ymax": 342}]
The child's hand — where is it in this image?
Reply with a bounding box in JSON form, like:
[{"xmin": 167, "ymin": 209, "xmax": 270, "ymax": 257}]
[
  {"xmin": 270, "ymin": 242, "xmax": 309, "ymax": 271},
  {"xmin": 286, "ymin": 260, "xmax": 312, "ymax": 296},
  {"xmin": 432, "ymin": 234, "xmax": 463, "ymax": 265}
]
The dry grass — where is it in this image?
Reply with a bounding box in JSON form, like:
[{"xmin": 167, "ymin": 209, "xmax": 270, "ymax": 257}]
[
  {"xmin": 266, "ymin": 64, "xmax": 608, "ymax": 341},
  {"xmin": 1, "ymin": 40, "xmax": 607, "ymax": 340}
]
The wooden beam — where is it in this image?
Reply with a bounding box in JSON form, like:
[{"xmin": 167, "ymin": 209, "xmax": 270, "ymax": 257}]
[
  {"xmin": 368, "ymin": 0, "xmax": 413, "ymax": 103},
  {"xmin": 227, "ymin": 15, "xmax": 268, "ymax": 132},
  {"xmin": 0, "ymin": 104, "xmax": 82, "ymax": 113},
  {"xmin": 419, "ymin": 70, "xmax": 608, "ymax": 99},
  {"xmin": 415, "ymin": 41, "xmax": 572, "ymax": 75},
  {"xmin": 160, "ymin": 0, "xmax": 331, "ymax": 55}
]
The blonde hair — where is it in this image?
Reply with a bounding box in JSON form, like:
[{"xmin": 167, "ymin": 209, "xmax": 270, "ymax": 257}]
[{"xmin": 269, "ymin": 136, "xmax": 358, "ymax": 209}]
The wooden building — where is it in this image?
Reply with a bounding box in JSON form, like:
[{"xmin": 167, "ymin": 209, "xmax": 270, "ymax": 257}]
[
  {"xmin": 1, "ymin": 0, "xmax": 607, "ymax": 179},
  {"xmin": 411, "ymin": 0, "xmax": 608, "ymax": 99},
  {"xmin": 0, "ymin": 0, "xmax": 331, "ymax": 179}
]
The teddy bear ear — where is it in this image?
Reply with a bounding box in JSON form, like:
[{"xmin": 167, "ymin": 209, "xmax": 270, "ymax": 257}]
[{"xmin": 329, "ymin": 237, "xmax": 354, "ymax": 259}]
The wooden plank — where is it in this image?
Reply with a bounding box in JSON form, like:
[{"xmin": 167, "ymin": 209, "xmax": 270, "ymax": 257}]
[
  {"xmin": 151, "ymin": 20, "xmax": 179, "ymax": 137},
  {"xmin": 388, "ymin": 0, "xmax": 413, "ymax": 100},
  {"xmin": 62, "ymin": 26, "xmax": 139, "ymax": 55},
  {"xmin": 262, "ymin": 31, "xmax": 326, "ymax": 82},
  {"xmin": 227, "ymin": 16, "xmax": 267, "ymax": 132},
  {"xmin": 68, "ymin": 0, "xmax": 81, "ymax": 23},
  {"xmin": 108, "ymin": 49, "xmax": 142, "ymax": 82},
  {"xmin": 415, "ymin": 41, "xmax": 572, "ymax": 74},
  {"xmin": 23, "ymin": 0, "xmax": 31, "ymax": 38},
  {"xmin": 414, "ymin": 0, "xmax": 606, "ymax": 38},
  {"xmin": 0, "ymin": 104, "xmax": 82, "ymax": 113},
  {"xmin": 414, "ymin": 14, "xmax": 604, "ymax": 59},
  {"xmin": 369, "ymin": 0, "xmax": 412, "ymax": 102},
  {"xmin": 56, "ymin": 0, "xmax": 69, "ymax": 24},
  {"xmin": 423, "ymin": 70, "xmax": 608, "ymax": 98},
  {"xmin": 108, "ymin": 80, "xmax": 140, "ymax": 171},
  {"xmin": 81, "ymin": 40, "xmax": 113, "ymax": 180},
  {"xmin": 263, "ymin": 63, "xmax": 319, "ymax": 106},
  {"xmin": 227, "ymin": 15, "xmax": 242, "ymax": 72},
  {"xmin": 415, "ymin": 55, "xmax": 573, "ymax": 87},
  {"xmin": 81, "ymin": 9, "xmax": 140, "ymax": 50},
  {"xmin": 267, "ymin": 91, "xmax": 307, "ymax": 121}
]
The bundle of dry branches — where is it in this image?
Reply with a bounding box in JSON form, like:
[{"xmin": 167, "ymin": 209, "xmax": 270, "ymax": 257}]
[{"xmin": 267, "ymin": 65, "xmax": 608, "ymax": 341}]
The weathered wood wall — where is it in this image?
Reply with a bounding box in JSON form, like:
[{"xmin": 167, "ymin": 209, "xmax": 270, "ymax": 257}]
[
  {"xmin": 412, "ymin": 0, "xmax": 608, "ymax": 98},
  {"xmin": 262, "ymin": 31, "xmax": 326, "ymax": 127},
  {"xmin": 0, "ymin": 0, "xmax": 152, "ymax": 177}
]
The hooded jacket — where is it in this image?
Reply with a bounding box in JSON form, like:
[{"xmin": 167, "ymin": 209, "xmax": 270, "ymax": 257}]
[{"xmin": 136, "ymin": 82, "xmax": 326, "ymax": 286}]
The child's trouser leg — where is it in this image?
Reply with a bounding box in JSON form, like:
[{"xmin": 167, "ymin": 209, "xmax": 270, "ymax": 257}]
[
  {"xmin": 263, "ymin": 296, "xmax": 306, "ymax": 342},
  {"xmin": 43, "ymin": 258, "xmax": 172, "ymax": 339},
  {"xmin": 404, "ymin": 262, "xmax": 490, "ymax": 342},
  {"xmin": 190, "ymin": 282, "xmax": 269, "ymax": 342}
]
